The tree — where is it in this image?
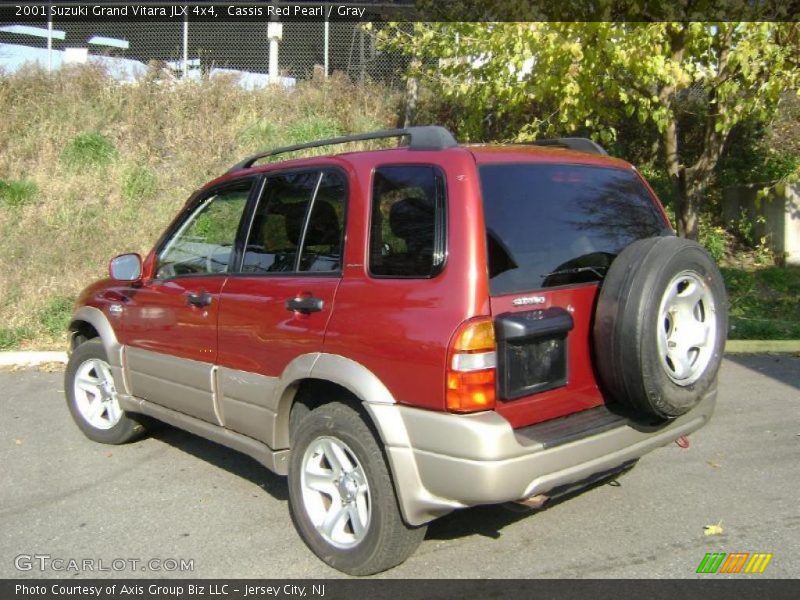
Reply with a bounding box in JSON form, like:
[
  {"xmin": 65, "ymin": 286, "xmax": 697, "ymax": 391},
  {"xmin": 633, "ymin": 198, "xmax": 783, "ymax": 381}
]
[{"xmin": 380, "ymin": 22, "xmax": 800, "ymax": 239}]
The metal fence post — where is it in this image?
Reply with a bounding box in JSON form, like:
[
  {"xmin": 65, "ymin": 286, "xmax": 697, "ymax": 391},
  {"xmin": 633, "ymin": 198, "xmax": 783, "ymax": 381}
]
[
  {"xmin": 324, "ymin": 19, "xmax": 329, "ymax": 77},
  {"xmin": 358, "ymin": 26, "xmax": 365, "ymax": 83},
  {"xmin": 182, "ymin": 15, "xmax": 189, "ymax": 78},
  {"xmin": 268, "ymin": 21, "xmax": 283, "ymax": 82},
  {"xmin": 47, "ymin": 17, "xmax": 53, "ymax": 73}
]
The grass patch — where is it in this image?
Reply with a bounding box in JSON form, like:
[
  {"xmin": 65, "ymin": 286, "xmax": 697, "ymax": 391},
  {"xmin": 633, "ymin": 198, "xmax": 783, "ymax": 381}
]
[
  {"xmin": 37, "ymin": 296, "xmax": 75, "ymax": 339},
  {"xmin": 0, "ymin": 326, "xmax": 34, "ymax": 350},
  {"xmin": 722, "ymin": 266, "xmax": 800, "ymax": 340},
  {"xmin": 0, "ymin": 178, "xmax": 37, "ymax": 207},
  {"xmin": 286, "ymin": 116, "xmax": 343, "ymax": 144},
  {"xmin": 60, "ymin": 131, "xmax": 117, "ymax": 171},
  {"xmin": 121, "ymin": 164, "xmax": 158, "ymax": 203},
  {"xmin": 237, "ymin": 119, "xmax": 282, "ymax": 149}
]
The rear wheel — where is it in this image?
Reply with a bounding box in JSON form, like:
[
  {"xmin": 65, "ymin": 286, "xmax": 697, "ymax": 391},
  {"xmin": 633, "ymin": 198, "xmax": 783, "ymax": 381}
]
[
  {"xmin": 65, "ymin": 339, "xmax": 147, "ymax": 444},
  {"xmin": 287, "ymin": 402, "xmax": 426, "ymax": 575}
]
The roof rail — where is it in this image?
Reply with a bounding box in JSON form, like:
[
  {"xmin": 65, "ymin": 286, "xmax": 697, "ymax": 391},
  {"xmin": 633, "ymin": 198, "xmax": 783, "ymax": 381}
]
[
  {"xmin": 525, "ymin": 137, "xmax": 608, "ymax": 156},
  {"xmin": 229, "ymin": 125, "xmax": 459, "ymax": 172}
]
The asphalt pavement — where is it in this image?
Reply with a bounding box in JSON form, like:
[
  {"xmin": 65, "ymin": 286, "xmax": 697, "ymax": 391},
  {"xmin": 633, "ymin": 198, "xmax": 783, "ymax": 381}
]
[{"xmin": 1, "ymin": 355, "xmax": 798, "ymax": 579}]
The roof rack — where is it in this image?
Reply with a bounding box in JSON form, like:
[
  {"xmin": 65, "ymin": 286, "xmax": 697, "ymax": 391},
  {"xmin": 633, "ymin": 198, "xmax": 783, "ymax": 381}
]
[
  {"xmin": 229, "ymin": 125, "xmax": 459, "ymax": 172},
  {"xmin": 524, "ymin": 137, "xmax": 608, "ymax": 156}
]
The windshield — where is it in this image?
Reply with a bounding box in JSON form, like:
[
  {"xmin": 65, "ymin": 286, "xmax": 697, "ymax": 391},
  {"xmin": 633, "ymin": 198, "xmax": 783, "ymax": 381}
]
[{"xmin": 479, "ymin": 163, "xmax": 669, "ymax": 295}]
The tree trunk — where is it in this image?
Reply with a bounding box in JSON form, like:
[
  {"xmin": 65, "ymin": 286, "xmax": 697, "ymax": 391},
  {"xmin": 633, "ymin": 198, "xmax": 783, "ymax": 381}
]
[
  {"xmin": 659, "ymin": 26, "xmax": 697, "ymax": 239},
  {"xmin": 678, "ymin": 186, "xmax": 700, "ymax": 240},
  {"xmin": 662, "ymin": 117, "xmax": 699, "ymax": 239},
  {"xmin": 403, "ymin": 56, "xmax": 420, "ymax": 128}
]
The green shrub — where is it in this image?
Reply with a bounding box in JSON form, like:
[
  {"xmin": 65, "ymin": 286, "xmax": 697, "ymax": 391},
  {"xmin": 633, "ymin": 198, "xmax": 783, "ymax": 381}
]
[
  {"xmin": 0, "ymin": 179, "xmax": 37, "ymax": 208},
  {"xmin": 121, "ymin": 165, "xmax": 158, "ymax": 203},
  {"xmin": 37, "ymin": 296, "xmax": 75, "ymax": 338},
  {"xmin": 237, "ymin": 119, "xmax": 281, "ymax": 148},
  {"xmin": 286, "ymin": 116, "xmax": 343, "ymax": 144},
  {"xmin": 0, "ymin": 326, "xmax": 33, "ymax": 349},
  {"xmin": 61, "ymin": 132, "xmax": 117, "ymax": 170},
  {"xmin": 699, "ymin": 222, "xmax": 728, "ymax": 262}
]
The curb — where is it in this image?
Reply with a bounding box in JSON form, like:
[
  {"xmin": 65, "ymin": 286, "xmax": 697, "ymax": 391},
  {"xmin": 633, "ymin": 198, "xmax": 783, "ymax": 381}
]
[
  {"xmin": 725, "ymin": 340, "xmax": 800, "ymax": 354},
  {"xmin": 0, "ymin": 342, "xmax": 797, "ymax": 368},
  {"xmin": 0, "ymin": 351, "xmax": 68, "ymax": 367}
]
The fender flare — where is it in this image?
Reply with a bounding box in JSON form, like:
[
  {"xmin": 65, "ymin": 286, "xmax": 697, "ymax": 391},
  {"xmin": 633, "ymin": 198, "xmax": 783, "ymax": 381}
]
[
  {"xmin": 273, "ymin": 353, "xmax": 455, "ymax": 525},
  {"xmin": 272, "ymin": 352, "xmax": 408, "ymax": 450},
  {"xmin": 68, "ymin": 306, "xmax": 123, "ymax": 367}
]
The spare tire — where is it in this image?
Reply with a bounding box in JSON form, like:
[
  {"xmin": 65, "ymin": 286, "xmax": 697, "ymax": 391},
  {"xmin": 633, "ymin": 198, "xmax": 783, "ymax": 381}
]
[{"xmin": 593, "ymin": 236, "xmax": 727, "ymax": 420}]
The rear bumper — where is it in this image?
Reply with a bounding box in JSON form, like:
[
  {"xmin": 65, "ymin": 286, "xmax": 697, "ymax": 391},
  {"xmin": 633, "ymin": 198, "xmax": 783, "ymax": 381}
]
[{"xmin": 366, "ymin": 389, "xmax": 716, "ymax": 526}]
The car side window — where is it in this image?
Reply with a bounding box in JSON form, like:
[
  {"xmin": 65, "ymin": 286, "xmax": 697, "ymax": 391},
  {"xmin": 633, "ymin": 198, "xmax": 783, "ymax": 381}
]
[
  {"xmin": 156, "ymin": 181, "xmax": 251, "ymax": 279},
  {"xmin": 298, "ymin": 170, "xmax": 346, "ymax": 273},
  {"xmin": 369, "ymin": 165, "xmax": 446, "ymax": 278},
  {"xmin": 241, "ymin": 169, "xmax": 346, "ymax": 274}
]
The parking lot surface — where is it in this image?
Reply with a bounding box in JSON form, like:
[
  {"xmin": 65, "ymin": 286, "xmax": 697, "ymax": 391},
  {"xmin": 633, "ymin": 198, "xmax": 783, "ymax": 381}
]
[{"xmin": 1, "ymin": 355, "xmax": 798, "ymax": 578}]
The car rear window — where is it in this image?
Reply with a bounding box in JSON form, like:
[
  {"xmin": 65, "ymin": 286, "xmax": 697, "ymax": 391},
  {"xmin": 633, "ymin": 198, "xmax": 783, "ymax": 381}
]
[{"xmin": 479, "ymin": 163, "xmax": 668, "ymax": 295}]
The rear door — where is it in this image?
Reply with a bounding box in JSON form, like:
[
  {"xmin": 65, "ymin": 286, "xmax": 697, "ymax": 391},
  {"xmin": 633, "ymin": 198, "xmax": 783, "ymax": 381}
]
[
  {"xmin": 478, "ymin": 163, "xmax": 670, "ymax": 427},
  {"xmin": 215, "ymin": 168, "xmax": 347, "ymax": 443},
  {"xmin": 123, "ymin": 179, "xmax": 254, "ymax": 424}
]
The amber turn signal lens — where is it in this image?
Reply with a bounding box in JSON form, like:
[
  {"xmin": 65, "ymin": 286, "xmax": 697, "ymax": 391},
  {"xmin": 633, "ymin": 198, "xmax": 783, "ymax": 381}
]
[
  {"xmin": 446, "ymin": 317, "xmax": 497, "ymax": 413},
  {"xmin": 452, "ymin": 319, "xmax": 495, "ymax": 353}
]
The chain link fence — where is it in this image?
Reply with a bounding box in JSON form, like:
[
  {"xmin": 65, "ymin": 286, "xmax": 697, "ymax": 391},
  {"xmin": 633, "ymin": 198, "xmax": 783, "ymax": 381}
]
[{"xmin": 0, "ymin": 20, "xmax": 409, "ymax": 87}]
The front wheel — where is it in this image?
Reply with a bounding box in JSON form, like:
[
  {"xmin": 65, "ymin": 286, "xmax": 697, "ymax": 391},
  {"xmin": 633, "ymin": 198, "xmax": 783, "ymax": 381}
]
[
  {"xmin": 287, "ymin": 402, "xmax": 426, "ymax": 575},
  {"xmin": 65, "ymin": 339, "xmax": 147, "ymax": 444}
]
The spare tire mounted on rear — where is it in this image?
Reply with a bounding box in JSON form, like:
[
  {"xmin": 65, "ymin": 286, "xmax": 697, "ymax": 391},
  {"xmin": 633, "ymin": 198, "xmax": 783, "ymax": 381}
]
[{"xmin": 593, "ymin": 236, "xmax": 727, "ymax": 420}]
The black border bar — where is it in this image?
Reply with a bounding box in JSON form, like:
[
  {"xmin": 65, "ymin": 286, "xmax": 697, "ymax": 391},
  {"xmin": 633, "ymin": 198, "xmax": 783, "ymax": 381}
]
[
  {"xmin": 1, "ymin": 1, "xmax": 799, "ymax": 22},
  {"xmin": 3, "ymin": 579, "xmax": 800, "ymax": 600}
]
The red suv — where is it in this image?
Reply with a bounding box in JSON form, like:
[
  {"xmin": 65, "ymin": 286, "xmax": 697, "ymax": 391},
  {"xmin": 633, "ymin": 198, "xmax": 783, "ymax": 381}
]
[{"xmin": 65, "ymin": 126, "xmax": 726, "ymax": 575}]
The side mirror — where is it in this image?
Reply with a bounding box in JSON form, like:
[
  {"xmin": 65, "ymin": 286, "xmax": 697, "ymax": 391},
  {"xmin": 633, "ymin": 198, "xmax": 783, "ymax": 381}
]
[{"xmin": 109, "ymin": 253, "xmax": 143, "ymax": 282}]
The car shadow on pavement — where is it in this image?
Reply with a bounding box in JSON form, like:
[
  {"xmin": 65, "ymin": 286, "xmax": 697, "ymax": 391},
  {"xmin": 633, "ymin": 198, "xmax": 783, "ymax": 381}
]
[
  {"xmin": 426, "ymin": 470, "xmax": 629, "ymax": 541},
  {"xmin": 149, "ymin": 424, "xmax": 289, "ymax": 501},
  {"xmin": 724, "ymin": 354, "xmax": 800, "ymax": 391}
]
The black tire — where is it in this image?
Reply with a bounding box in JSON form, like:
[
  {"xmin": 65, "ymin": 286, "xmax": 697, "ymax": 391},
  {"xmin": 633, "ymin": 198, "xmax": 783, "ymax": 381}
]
[
  {"xmin": 593, "ymin": 236, "xmax": 727, "ymax": 420},
  {"xmin": 287, "ymin": 402, "xmax": 427, "ymax": 575},
  {"xmin": 65, "ymin": 339, "xmax": 147, "ymax": 444}
]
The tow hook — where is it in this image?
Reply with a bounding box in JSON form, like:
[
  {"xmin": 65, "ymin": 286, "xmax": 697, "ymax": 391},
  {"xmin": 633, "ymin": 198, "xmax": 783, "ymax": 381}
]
[{"xmin": 675, "ymin": 435, "xmax": 690, "ymax": 449}]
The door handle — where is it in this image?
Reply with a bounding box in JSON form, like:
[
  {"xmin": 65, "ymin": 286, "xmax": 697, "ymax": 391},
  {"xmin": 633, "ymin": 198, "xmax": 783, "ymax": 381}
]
[
  {"xmin": 186, "ymin": 291, "xmax": 212, "ymax": 308},
  {"xmin": 286, "ymin": 296, "xmax": 324, "ymax": 314}
]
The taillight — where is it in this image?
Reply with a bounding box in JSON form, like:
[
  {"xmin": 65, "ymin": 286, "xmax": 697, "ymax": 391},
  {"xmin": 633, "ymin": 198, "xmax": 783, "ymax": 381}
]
[{"xmin": 446, "ymin": 317, "xmax": 497, "ymax": 412}]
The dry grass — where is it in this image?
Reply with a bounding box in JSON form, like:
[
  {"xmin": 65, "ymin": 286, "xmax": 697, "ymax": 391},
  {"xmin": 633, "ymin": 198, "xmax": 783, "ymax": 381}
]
[{"xmin": 0, "ymin": 64, "xmax": 399, "ymax": 349}]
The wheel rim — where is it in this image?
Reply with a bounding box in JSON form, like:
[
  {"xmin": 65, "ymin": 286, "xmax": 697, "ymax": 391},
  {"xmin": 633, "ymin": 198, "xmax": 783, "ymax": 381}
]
[
  {"xmin": 300, "ymin": 436, "xmax": 371, "ymax": 549},
  {"xmin": 656, "ymin": 270, "xmax": 717, "ymax": 386},
  {"xmin": 73, "ymin": 358, "xmax": 123, "ymax": 430}
]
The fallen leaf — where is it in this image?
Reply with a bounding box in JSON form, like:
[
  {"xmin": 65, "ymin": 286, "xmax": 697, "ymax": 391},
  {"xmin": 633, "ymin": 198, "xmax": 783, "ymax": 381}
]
[
  {"xmin": 704, "ymin": 521, "xmax": 724, "ymax": 536},
  {"xmin": 707, "ymin": 461, "xmax": 721, "ymax": 468},
  {"xmin": 105, "ymin": 451, "xmax": 113, "ymax": 458},
  {"xmin": 14, "ymin": 439, "xmax": 23, "ymax": 446}
]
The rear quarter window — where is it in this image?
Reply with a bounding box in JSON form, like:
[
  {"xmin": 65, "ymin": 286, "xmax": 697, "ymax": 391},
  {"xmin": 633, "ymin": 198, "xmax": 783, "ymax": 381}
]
[
  {"xmin": 479, "ymin": 163, "xmax": 668, "ymax": 295},
  {"xmin": 369, "ymin": 165, "xmax": 446, "ymax": 278}
]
